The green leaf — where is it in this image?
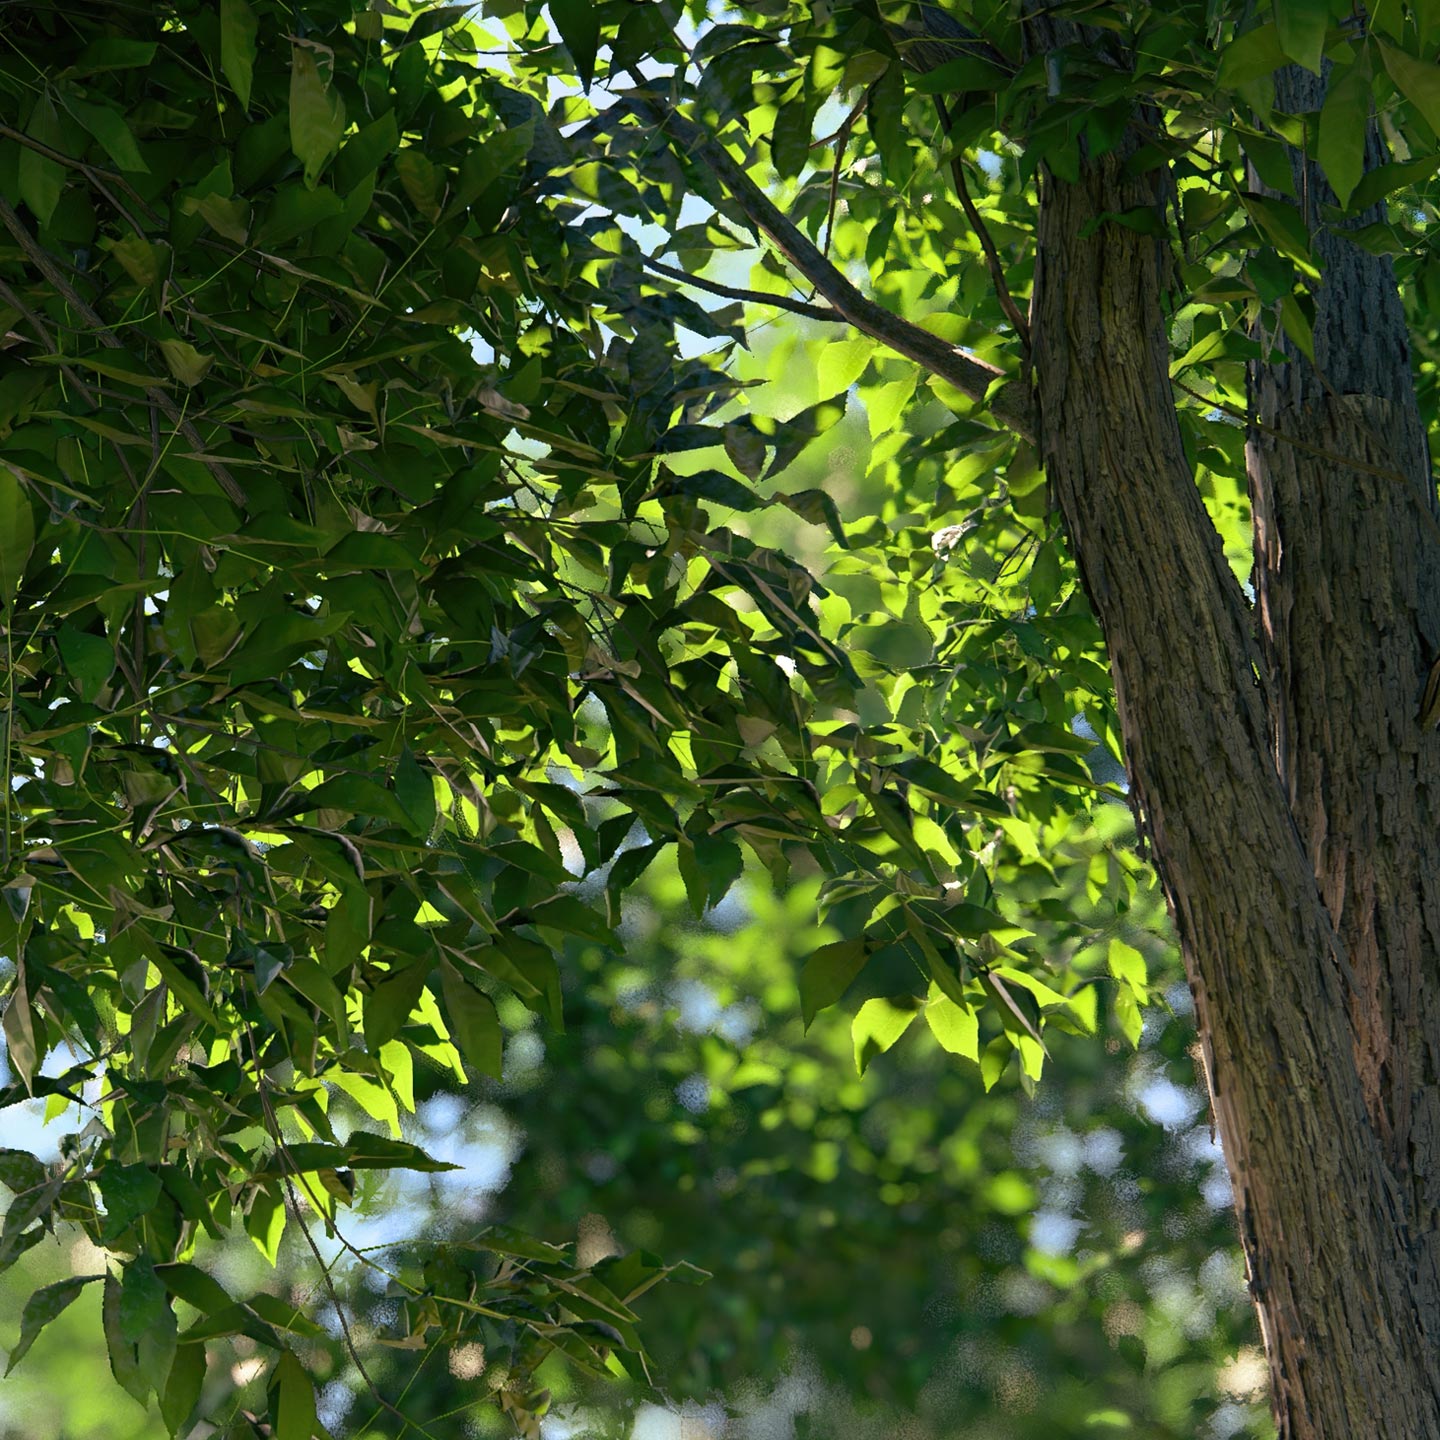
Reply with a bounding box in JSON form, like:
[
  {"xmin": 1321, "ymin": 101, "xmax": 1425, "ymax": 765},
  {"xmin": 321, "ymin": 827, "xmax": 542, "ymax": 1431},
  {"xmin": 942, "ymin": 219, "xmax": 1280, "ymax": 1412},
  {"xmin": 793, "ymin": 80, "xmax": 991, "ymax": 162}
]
[
  {"xmin": 246, "ymin": 1292, "xmax": 325, "ymax": 1336},
  {"xmin": 158, "ymin": 339, "xmax": 214, "ymax": 387},
  {"xmin": 1274, "ymin": 0, "xmax": 1329, "ymax": 73},
  {"xmin": 1115, "ymin": 985, "xmax": 1144, "ymax": 1048},
  {"xmin": 1029, "ymin": 539, "xmax": 1063, "ymax": 612},
  {"xmin": 57, "ymin": 625, "xmax": 114, "ymax": 702},
  {"xmin": 97, "ymin": 1165, "xmax": 162, "ymax": 1243},
  {"xmin": 1108, "ymin": 938, "xmax": 1149, "ymax": 1000},
  {"xmin": 552, "ymin": 0, "xmax": 602, "ymax": 90},
  {"xmin": 118, "ymin": 1259, "xmax": 169, "ymax": 1344},
  {"xmin": 798, "ymin": 939, "xmax": 867, "ymax": 1030},
  {"xmin": 1350, "ymin": 156, "xmax": 1440, "ymax": 212},
  {"xmin": 1216, "ymin": 23, "xmax": 1287, "ymax": 88},
  {"xmin": 67, "ymin": 37, "xmax": 156, "ymax": 73},
  {"xmin": 852, "ymin": 995, "xmax": 922, "ymax": 1074},
  {"xmin": 979, "ymin": 1034, "xmax": 1012, "ymax": 1091},
  {"xmin": 6, "ymin": 1274, "xmax": 101, "ymax": 1374},
  {"xmin": 0, "ymin": 1149, "xmax": 46, "ymax": 1196},
  {"xmin": 395, "ymin": 149, "xmax": 444, "ymax": 219},
  {"xmin": 1278, "ymin": 292, "xmax": 1316, "ymax": 361},
  {"xmin": 1379, "ymin": 40, "xmax": 1440, "ymax": 135},
  {"xmin": 19, "ymin": 94, "xmax": 64, "ymax": 227},
  {"xmin": 102, "ymin": 1272, "xmax": 150, "ymax": 1403},
  {"xmin": 494, "ymin": 933, "xmax": 564, "ymax": 1028},
  {"xmin": 925, "ymin": 994, "xmax": 980, "ymax": 1063},
  {"xmin": 450, "ymin": 122, "xmax": 534, "ymax": 214},
  {"xmin": 817, "ymin": 336, "xmax": 875, "ymax": 398},
  {"xmin": 1240, "ymin": 193, "xmax": 1318, "ymax": 275},
  {"xmin": 440, "ymin": 960, "xmax": 503, "ymax": 1078},
  {"xmin": 394, "ymin": 748, "xmax": 438, "ymax": 840},
  {"xmin": 1, "ymin": 969, "xmax": 38, "ymax": 1093},
  {"xmin": 221, "ymin": 0, "xmax": 259, "ymax": 110},
  {"xmin": 322, "ymin": 531, "xmax": 427, "ymax": 571},
  {"xmin": 156, "ymin": 1263, "xmax": 235, "ymax": 1314},
  {"xmin": 273, "ymin": 1350, "xmax": 318, "ymax": 1440},
  {"xmin": 913, "ymin": 54, "xmax": 1009, "ymax": 95},
  {"xmin": 403, "ymin": 5, "xmax": 475, "ymax": 46},
  {"xmin": 1317, "ymin": 60, "xmax": 1371, "ymax": 207},
  {"xmin": 364, "ymin": 961, "xmax": 428, "ymax": 1050},
  {"xmin": 65, "ymin": 98, "xmax": 148, "ymax": 172},
  {"xmin": 246, "ymin": 1186, "xmax": 286, "ymax": 1266},
  {"xmin": 672, "ymin": 468, "xmax": 761, "ymax": 512},
  {"xmin": 160, "ymin": 1344, "xmax": 206, "ymax": 1437},
  {"xmin": 723, "ymin": 422, "xmax": 767, "ymax": 480},
  {"xmin": 272, "ymin": 1136, "xmax": 458, "ymax": 1173},
  {"xmin": 777, "ymin": 489, "xmax": 848, "ymax": 548},
  {"xmin": 289, "ymin": 43, "xmax": 347, "ymax": 187}
]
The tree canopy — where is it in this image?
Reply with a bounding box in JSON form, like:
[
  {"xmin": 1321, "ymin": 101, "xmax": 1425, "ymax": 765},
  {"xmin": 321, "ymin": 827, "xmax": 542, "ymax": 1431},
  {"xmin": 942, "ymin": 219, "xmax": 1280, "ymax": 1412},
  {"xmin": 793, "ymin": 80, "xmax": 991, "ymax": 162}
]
[{"xmin": 4, "ymin": 0, "xmax": 1440, "ymax": 1434}]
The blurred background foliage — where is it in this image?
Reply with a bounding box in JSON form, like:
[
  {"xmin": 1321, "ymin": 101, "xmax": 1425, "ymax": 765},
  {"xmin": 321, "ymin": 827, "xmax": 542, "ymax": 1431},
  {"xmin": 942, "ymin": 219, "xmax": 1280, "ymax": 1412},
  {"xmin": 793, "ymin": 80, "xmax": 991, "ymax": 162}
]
[{"xmin": 2, "ymin": 847, "xmax": 1271, "ymax": 1440}]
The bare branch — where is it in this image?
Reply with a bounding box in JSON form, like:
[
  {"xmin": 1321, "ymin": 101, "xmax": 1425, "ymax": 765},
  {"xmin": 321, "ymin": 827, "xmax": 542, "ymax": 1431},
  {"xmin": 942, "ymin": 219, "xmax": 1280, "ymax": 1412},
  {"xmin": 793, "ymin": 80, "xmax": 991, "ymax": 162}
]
[
  {"xmin": 633, "ymin": 88, "xmax": 1037, "ymax": 440},
  {"xmin": 642, "ymin": 255, "xmax": 842, "ymax": 322}
]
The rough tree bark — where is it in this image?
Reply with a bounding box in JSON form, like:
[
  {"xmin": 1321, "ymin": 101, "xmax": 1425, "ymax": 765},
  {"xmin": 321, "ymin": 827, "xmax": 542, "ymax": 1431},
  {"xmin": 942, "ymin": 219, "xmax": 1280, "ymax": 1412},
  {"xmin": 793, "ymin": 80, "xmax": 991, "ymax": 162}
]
[
  {"xmin": 1028, "ymin": 36, "xmax": 1440, "ymax": 1440},
  {"xmin": 665, "ymin": 15, "xmax": 1440, "ymax": 1430}
]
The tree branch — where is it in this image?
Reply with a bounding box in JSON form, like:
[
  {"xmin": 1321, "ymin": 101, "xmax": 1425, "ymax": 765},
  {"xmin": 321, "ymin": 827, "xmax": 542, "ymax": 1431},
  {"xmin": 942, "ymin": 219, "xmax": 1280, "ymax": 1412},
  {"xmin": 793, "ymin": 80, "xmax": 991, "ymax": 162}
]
[
  {"xmin": 641, "ymin": 255, "xmax": 842, "ymax": 322},
  {"xmin": 634, "ymin": 88, "xmax": 1037, "ymax": 440},
  {"xmin": 935, "ymin": 97, "xmax": 1032, "ymax": 353},
  {"xmin": 0, "ymin": 277, "xmax": 100, "ymax": 406}
]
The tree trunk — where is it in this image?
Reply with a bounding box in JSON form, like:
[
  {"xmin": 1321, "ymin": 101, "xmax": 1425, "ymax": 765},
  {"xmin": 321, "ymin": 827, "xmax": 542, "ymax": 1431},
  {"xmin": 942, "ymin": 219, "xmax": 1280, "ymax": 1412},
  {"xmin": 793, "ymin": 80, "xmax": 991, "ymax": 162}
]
[{"xmin": 1027, "ymin": 68, "xmax": 1440, "ymax": 1439}]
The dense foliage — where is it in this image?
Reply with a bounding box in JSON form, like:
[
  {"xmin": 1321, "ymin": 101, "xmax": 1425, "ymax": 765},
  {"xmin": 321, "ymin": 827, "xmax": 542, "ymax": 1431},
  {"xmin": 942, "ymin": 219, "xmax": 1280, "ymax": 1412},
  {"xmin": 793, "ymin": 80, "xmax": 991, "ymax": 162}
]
[{"xmin": 6, "ymin": 0, "xmax": 1440, "ymax": 1433}]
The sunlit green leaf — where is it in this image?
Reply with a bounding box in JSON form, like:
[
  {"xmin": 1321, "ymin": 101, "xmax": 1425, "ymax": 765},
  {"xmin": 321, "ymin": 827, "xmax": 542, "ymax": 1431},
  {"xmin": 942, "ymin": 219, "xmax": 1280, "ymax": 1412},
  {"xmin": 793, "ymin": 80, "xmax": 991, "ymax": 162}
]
[
  {"xmin": 289, "ymin": 43, "xmax": 346, "ymax": 187},
  {"xmin": 852, "ymin": 995, "xmax": 922, "ymax": 1074}
]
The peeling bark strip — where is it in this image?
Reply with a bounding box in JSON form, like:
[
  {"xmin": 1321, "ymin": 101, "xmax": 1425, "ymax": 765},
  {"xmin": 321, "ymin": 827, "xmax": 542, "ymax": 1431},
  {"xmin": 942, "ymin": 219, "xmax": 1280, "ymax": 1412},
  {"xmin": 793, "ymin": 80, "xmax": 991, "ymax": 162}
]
[{"xmin": 1025, "ymin": 46, "xmax": 1440, "ymax": 1440}]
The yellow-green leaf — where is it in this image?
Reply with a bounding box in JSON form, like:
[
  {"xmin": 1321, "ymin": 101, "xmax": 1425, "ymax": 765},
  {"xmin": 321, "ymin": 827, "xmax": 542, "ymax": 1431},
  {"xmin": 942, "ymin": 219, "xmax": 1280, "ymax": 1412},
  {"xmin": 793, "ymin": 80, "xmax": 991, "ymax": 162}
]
[
  {"xmin": 289, "ymin": 43, "xmax": 346, "ymax": 188},
  {"xmin": 159, "ymin": 339, "xmax": 214, "ymax": 387},
  {"xmin": 1107, "ymin": 939, "xmax": 1148, "ymax": 999},
  {"xmin": 925, "ymin": 993, "xmax": 980, "ymax": 1062},
  {"xmin": 1115, "ymin": 986, "xmax": 1144, "ymax": 1048},
  {"xmin": 1274, "ymin": 0, "xmax": 1329, "ymax": 73},
  {"xmin": 245, "ymin": 1186, "xmax": 285, "ymax": 1266},
  {"xmin": 852, "ymin": 995, "xmax": 921, "ymax": 1074}
]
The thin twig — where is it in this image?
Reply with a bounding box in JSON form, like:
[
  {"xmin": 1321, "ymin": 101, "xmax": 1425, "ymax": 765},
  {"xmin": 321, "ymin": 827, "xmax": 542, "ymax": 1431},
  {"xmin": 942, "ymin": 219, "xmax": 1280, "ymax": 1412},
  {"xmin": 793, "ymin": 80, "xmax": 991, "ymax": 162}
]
[
  {"xmin": 934, "ymin": 97, "xmax": 1031, "ymax": 351},
  {"xmin": 641, "ymin": 255, "xmax": 841, "ymax": 322},
  {"xmin": 0, "ymin": 196, "xmax": 248, "ymax": 508},
  {"xmin": 0, "ymin": 276, "xmax": 99, "ymax": 405},
  {"xmin": 822, "ymin": 92, "xmax": 868, "ymax": 259}
]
